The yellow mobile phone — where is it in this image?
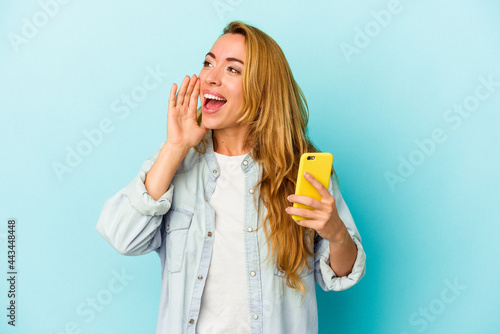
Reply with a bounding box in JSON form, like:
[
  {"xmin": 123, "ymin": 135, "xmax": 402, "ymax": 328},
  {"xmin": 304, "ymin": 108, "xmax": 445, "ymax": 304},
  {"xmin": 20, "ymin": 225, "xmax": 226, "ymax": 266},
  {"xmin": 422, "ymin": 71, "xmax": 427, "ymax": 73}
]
[{"xmin": 292, "ymin": 152, "xmax": 333, "ymax": 221}]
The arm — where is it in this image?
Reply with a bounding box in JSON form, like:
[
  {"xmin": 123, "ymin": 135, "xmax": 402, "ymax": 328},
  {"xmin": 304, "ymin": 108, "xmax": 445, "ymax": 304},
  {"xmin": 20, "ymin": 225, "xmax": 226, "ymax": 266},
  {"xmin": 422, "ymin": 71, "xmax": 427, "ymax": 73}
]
[
  {"xmin": 145, "ymin": 142, "xmax": 191, "ymax": 200},
  {"xmin": 97, "ymin": 74, "xmax": 206, "ymax": 254},
  {"xmin": 146, "ymin": 74, "xmax": 207, "ymax": 200},
  {"xmin": 314, "ymin": 177, "xmax": 366, "ymax": 291},
  {"xmin": 286, "ymin": 172, "xmax": 366, "ymax": 291},
  {"xmin": 328, "ymin": 223, "xmax": 358, "ymax": 277},
  {"xmin": 96, "ymin": 143, "xmax": 174, "ymax": 255}
]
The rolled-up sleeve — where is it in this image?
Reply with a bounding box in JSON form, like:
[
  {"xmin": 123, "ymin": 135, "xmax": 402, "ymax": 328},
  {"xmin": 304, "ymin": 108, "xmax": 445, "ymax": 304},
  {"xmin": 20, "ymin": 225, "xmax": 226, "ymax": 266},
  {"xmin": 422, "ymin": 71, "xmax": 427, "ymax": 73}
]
[
  {"xmin": 96, "ymin": 142, "xmax": 173, "ymax": 256},
  {"xmin": 314, "ymin": 176, "xmax": 366, "ymax": 291}
]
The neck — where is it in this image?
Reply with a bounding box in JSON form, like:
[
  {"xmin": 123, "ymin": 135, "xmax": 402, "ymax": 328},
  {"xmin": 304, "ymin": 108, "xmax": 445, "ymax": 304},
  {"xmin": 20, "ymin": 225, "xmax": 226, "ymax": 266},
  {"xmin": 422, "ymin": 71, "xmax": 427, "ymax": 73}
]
[{"xmin": 213, "ymin": 127, "xmax": 253, "ymax": 156}]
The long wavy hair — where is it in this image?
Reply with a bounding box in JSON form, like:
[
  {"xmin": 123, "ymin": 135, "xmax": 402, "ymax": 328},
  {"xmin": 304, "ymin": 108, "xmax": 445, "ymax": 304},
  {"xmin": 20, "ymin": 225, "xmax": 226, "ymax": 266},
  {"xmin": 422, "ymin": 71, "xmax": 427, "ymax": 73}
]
[{"xmin": 195, "ymin": 21, "xmax": 336, "ymax": 299}]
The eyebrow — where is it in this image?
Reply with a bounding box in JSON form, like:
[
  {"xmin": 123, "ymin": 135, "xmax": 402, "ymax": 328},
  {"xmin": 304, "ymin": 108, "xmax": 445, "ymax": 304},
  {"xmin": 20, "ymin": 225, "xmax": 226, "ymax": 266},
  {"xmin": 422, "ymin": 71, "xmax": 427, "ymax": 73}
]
[{"xmin": 206, "ymin": 52, "xmax": 244, "ymax": 65}]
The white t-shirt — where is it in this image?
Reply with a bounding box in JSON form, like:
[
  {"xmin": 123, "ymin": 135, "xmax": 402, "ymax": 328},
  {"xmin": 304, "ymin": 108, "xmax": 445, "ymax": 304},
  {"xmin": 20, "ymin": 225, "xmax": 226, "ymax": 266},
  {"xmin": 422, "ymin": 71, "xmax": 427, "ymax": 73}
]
[{"xmin": 196, "ymin": 152, "xmax": 250, "ymax": 334}]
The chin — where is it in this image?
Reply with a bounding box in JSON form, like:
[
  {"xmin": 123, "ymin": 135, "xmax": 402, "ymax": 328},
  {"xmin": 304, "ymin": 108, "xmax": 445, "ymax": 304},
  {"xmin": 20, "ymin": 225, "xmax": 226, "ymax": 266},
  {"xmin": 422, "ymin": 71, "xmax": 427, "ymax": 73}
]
[{"xmin": 200, "ymin": 115, "xmax": 220, "ymax": 130}]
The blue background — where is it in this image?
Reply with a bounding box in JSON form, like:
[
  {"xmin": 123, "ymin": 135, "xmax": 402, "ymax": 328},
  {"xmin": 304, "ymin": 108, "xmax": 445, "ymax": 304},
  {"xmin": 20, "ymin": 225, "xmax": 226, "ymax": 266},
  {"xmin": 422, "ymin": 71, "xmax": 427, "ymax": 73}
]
[{"xmin": 1, "ymin": 0, "xmax": 499, "ymax": 333}]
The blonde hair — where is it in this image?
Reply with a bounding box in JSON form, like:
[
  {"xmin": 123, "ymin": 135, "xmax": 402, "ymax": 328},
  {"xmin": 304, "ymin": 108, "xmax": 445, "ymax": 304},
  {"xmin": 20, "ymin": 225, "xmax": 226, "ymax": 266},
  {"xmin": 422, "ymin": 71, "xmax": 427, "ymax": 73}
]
[{"xmin": 195, "ymin": 21, "xmax": 337, "ymax": 299}]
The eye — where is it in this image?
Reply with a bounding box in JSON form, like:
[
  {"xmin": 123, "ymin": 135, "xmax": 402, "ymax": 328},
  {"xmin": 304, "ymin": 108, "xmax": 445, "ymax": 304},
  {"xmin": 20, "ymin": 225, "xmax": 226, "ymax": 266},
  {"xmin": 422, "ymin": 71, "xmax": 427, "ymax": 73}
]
[
  {"xmin": 203, "ymin": 60, "xmax": 212, "ymax": 67},
  {"xmin": 228, "ymin": 67, "xmax": 240, "ymax": 74}
]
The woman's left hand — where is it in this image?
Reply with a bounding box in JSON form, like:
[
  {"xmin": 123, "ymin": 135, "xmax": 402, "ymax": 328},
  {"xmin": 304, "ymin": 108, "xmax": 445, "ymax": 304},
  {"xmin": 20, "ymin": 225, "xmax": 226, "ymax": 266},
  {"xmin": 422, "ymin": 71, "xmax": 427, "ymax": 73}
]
[{"xmin": 285, "ymin": 172, "xmax": 348, "ymax": 244}]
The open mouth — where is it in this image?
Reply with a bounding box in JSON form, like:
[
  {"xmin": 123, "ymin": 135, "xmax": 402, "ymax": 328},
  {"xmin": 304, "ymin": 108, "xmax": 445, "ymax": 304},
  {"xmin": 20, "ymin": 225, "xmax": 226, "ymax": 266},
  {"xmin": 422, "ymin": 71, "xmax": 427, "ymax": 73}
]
[{"xmin": 203, "ymin": 93, "xmax": 227, "ymax": 113}]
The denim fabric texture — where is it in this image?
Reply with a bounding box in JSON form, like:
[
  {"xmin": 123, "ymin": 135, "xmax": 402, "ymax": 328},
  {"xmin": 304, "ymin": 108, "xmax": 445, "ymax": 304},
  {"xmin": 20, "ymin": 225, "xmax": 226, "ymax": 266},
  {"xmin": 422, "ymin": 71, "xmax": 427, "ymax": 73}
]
[{"xmin": 96, "ymin": 130, "xmax": 366, "ymax": 334}]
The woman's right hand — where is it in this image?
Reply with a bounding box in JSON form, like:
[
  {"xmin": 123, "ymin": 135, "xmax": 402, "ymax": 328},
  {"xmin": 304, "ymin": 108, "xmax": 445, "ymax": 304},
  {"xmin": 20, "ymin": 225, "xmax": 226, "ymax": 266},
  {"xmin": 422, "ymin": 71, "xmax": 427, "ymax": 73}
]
[{"xmin": 166, "ymin": 74, "xmax": 208, "ymax": 150}]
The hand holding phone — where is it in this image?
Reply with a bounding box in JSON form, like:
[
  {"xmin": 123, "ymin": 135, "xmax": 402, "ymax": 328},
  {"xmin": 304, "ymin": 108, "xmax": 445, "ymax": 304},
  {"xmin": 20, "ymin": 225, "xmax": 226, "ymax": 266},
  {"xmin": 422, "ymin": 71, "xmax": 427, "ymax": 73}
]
[{"xmin": 292, "ymin": 152, "xmax": 333, "ymax": 221}]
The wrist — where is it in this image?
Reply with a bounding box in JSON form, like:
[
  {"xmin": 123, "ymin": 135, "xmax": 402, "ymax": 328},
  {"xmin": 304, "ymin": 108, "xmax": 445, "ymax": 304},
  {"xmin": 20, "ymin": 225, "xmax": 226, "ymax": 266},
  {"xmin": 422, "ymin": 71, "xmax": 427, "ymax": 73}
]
[
  {"xmin": 328, "ymin": 226, "xmax": 350, "ymax": 246},
  {"xmin": 154, "ymin": 141, "xmax": 191, "ymax": 170},
  {"xmin": 164, "ymin": 141, "xmax": 191, "ymax": 154}
]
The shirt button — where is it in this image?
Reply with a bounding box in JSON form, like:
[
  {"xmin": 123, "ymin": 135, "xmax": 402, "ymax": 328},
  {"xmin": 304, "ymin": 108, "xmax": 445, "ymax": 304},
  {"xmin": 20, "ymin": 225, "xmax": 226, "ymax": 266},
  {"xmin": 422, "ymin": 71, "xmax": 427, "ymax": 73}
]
[
  {"xmin": 243, "ymin": 160, "xmax": 248, "ymax": 166},
  {"xmin": 189, "ymin": 319, "xmax": 195, "ymax": 324},
  {"xmin": 250, "ymin": 271, "xmax": 256, "ymax": 277},
  {"xmin": 207, "ymin": 232, "xmax": 213, "ymax": 237},
  {"xmin": 166, "ymin": 225, "xmax": 170, "ymax": 231},
  {"xmin": 253, "ymin": 314, "xmax": 259, "ymax": 320},
  {"xmin": 249, "ymin": 188, "xmax": 254, "ymax": 194},
  {"xmin": 247, "ymin": 227, "xmax": 253, "ymax": 232},
  {"xmin": 198, "ymin": 275, "xmax": 203, "ymax": 280},
  {"xmin": 212, "ymin": 169, "xmax": 217, "ymax": 174}
]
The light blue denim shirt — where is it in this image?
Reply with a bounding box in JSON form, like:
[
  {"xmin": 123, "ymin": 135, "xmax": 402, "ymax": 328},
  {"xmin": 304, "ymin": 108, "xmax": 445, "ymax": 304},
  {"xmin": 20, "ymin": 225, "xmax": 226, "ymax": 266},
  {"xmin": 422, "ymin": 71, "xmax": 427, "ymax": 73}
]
[{"xmin": 96, "ymin": 130, "xmax": 366, "ymax": 334}]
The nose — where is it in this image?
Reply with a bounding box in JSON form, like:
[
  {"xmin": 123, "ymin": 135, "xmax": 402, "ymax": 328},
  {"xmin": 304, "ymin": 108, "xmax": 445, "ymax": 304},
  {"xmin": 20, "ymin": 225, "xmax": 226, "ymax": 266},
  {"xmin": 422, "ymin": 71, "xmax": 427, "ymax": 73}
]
[{"xmin": 204, "ymin": 64, "xmax": 222, "ymax": 86}]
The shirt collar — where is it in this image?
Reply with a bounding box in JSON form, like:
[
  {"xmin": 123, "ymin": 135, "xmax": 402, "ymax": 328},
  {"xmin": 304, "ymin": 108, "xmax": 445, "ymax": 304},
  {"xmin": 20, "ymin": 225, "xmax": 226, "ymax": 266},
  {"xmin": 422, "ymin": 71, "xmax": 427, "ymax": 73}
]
[{"xmin": 203, "ymin": 129, "xmax": 258, "ymax": 178}]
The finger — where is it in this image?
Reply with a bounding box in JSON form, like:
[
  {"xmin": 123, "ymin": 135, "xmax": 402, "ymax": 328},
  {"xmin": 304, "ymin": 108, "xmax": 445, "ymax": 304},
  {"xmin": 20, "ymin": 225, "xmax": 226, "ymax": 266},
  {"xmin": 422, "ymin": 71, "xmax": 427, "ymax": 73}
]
[
  {"xmin": 286, "ymin": 206, "xmax": 321, "ymax": 220},
  {"xmin": 292, "ymin": 218, "xmax": 314, "ymax": 229},
  {"xmin": 168, "ymin": 83, "xmax": 177, "ymax": 111},
  {"xmin": 304, "ymin": 172, "xmax": 331, "ymax": 198},
  {"xmin": 293, "ymin": 218, "xmax": 324, "ymax": 230},
  {"xmin": 176, "ymin": 75, "xmax": 190, "ymax": 106},
  {"xmin": 184, "ymin": 74, "xmax": 197, "ymax": 105},
  {"xmin": 287, "ymin": 194, "xmax": 322, "ymax": 210},
  {"xmin": 288, "ymin": 211, "xmax": 317, "ymax": 230},
  {"xmin": 188, "ymin": 78, "xmax": 200, "ymax": 114}
]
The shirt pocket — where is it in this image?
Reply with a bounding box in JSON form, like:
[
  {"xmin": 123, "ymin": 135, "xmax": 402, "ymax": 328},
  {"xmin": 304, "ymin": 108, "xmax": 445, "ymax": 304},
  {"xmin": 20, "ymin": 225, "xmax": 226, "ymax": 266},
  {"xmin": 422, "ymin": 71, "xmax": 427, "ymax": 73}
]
[{"xmin": 165, "ymin": 208, "xmax": 193, "ymax": 273}]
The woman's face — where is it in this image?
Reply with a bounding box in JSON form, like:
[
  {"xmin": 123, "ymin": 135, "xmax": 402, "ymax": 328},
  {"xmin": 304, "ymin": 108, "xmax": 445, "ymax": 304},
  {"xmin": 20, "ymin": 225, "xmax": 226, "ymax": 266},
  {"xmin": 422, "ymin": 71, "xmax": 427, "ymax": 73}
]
[{"xmin": 199, "ymin": 33, "xmax": 246, "ymax": 131}]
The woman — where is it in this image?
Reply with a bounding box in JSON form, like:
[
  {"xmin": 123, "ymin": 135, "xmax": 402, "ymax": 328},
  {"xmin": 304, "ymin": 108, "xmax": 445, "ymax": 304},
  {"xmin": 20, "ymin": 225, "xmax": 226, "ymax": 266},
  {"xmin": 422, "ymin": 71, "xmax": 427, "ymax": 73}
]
[{"xmin": 97, "ymin": 21, "xmax": 366, "ymax": 334}]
